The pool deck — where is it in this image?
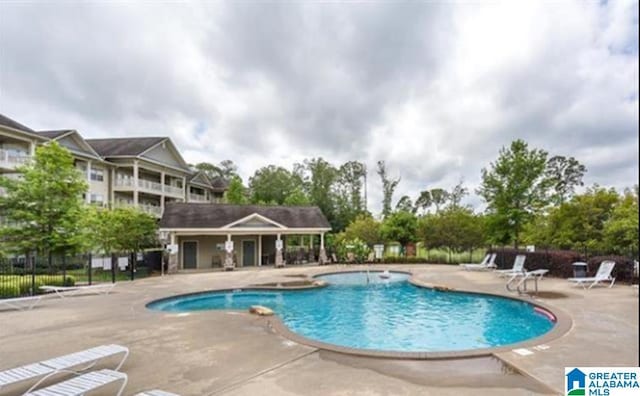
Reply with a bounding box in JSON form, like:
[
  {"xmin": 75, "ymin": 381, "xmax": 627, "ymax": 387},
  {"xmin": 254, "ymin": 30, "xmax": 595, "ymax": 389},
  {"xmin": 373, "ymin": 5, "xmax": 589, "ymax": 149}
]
[{"xmin": 0, "ymin": 264, "xmax": 637, "ymax": 395}]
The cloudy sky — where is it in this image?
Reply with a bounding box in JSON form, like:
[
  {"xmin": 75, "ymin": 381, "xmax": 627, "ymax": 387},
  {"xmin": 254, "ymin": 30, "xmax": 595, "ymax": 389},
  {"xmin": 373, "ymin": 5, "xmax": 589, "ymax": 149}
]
[{"xmin": 1, "ymin": 1, "xmax": 638, "ymax": 213}]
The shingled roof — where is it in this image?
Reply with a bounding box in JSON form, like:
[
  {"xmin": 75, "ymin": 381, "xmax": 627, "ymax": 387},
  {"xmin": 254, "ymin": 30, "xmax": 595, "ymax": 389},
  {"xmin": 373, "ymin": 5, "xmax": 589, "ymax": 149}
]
[
  {"xmin": 160, "ymin": 203, "xmax": 331, "ymax": 229},
  {"xmin": 86, "ymin": 137, "xmax": 166, "ymax": 157},
  {"xmin": 0, "ymin": 113, "xmax": 36, "ymax": 134},
  {"xmin": 37, "ymin": 130, "xmax": 73, "ymax": 139}
]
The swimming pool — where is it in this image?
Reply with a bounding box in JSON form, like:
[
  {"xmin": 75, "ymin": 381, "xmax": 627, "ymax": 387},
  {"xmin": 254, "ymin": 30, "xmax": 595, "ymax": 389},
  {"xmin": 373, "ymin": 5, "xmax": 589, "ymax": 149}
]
[{"xmin": 147, "ymin": 271, "xmax": 555, "ymax": 353}]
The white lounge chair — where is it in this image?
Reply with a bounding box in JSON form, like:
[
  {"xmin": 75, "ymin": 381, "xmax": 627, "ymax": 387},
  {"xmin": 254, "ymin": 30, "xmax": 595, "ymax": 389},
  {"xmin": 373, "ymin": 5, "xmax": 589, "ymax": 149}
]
[
  {"xmin": 0, "ymin": 344, "xmax": 129, "ymax": 392},
  {"xmin": 568, "ymin": 260, "xmax": 616, "ymax": 289},
  {"xmin": 24, "ymin": 369, "xmax": 127, "ymax": 396},
  {"xmin": 40, "ymin": 282, "xmax": 115, "ymax": 298},
  {"xmin": 460, "ymin": 253, "xmax": 497, "ymax": 271},
  {"xmin": 0, "ymin": 295, "xmax": 42, "ymax": 311},
  {"xmin": 495, "ymin": 255, "xmax": 526, "ymax": 278},
  {"xmin": 136, "ymin": 390, "xmax": 180, "ymax": 396}
]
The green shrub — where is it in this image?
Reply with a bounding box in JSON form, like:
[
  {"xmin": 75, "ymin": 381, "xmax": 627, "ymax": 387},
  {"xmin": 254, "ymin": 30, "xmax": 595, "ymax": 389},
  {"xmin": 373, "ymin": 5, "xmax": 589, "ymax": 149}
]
[{"xmin": 0, "ymin": 283, "xmax": 20, "ymax": 298}]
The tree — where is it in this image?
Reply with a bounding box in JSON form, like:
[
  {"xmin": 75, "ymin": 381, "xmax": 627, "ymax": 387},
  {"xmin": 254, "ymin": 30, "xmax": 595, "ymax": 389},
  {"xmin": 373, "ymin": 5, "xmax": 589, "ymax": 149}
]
[
  {"xmin": 195, "ymin": 160, "xmax": 238, "ymax": 182},
  {"xmin": 603, "ymin": 191, "xmax": 639, "ymax": 255},
  {"xmin": 521, "ymin": 186, "xmax": 620, "ymax": 251},
  {"xmin": 545, "ymin": 156, "xmax": 587, "ymax": 205},
  {"xmin": 418, "ymin": 208, "xmax": 486, "ymax": 258},
  {"xmin": 303, "ymin": 158, "xmax": 337, "ymax": 225},
  {"xmin": 0, "ymin": 142, "xmax": 88, "ymax": 258},
  {"xmin": 380, "ymin": 211, "xmax": 417, "ymax": 254},
  {"xmin": 284, "ymin": 186, "xmax": 311, "ymax": 206},
  {"xmin": 415, "ymin": 190, "xmax": 432, "ymax": 214},
  {"xmin": 249, "ymin": 165, "xmax": 302, "ymax": 205},
  {"xmin": 343, "ymin": 214, "xmax": 382, "ymax": 247},
  {"xmin": 430, "ymin": 188, "xmax": 450, "ymax": 212},
  {"xmin": 478, "ymin": 139, "xmax": 550, "ymax": 248},
  {"xmin": 85, "ymin": 206, "xmax": 157, "ymax": 272},
  {"xmin": 395, "ymin": 195, "xmax": 415, "ymax": 213},
  {"xmin": 377, "ymin": 161, "xmax": 400, "ymax": 217},
  {"xmin": 448, "ymin": 180, "xmax": 468, "ymax": 209},
  {"xmin": 338, "ymin": 161, "xmax": 366, "ymax": 213},
  {"xmin": 225, "ymin": 176, "xmax": 248, "ymax": 204}
]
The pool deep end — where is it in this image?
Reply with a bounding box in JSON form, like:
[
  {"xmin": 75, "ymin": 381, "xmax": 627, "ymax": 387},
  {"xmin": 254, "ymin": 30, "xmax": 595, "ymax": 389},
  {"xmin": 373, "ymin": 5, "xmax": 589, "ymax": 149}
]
[{"xmin": 147, "ymin": 271, "xmax": 557, "ymax": 356}]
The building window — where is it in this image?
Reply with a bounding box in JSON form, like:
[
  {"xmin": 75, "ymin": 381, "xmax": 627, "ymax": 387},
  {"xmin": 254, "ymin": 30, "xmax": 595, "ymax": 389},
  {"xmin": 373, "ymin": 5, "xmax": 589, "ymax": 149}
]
[
  {"xmin": 90, "ymin": 168, "xmax": 104, "ymax": 182},
  {"xmin": 90, "ymin": 194, "xmax": 104, "ymax": 205}
]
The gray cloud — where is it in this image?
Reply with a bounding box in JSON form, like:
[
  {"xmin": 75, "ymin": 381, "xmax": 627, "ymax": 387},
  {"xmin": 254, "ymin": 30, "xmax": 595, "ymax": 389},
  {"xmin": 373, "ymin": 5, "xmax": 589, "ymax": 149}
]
[{"xmin": 0, "ymin": 1, "xmax": 637, "ymax": 215}]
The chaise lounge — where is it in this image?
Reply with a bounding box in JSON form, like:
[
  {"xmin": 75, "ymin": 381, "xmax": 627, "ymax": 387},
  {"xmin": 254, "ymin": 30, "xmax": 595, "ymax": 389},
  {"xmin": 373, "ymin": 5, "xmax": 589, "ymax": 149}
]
[{"xmin": 567, "ymin": 260, "xmax": 616, "ymax": 289}]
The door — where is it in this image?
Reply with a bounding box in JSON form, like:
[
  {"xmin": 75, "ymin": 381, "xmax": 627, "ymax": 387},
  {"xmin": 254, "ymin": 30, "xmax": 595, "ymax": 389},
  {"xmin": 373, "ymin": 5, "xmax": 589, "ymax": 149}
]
[
  {"xmin": 242, "ymin": 240, "xmax": 256, "ymax": 267},
  {"xmin": 183, "ymin": 241, "xmax": 198, "ymax": 269}
]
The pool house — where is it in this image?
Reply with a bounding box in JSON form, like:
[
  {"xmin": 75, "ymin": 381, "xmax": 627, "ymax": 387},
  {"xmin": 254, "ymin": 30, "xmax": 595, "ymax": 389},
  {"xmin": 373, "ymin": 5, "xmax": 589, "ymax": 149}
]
[{"xmin": 159, "ymin": 203, "xmax": 332, "ymax": 271}]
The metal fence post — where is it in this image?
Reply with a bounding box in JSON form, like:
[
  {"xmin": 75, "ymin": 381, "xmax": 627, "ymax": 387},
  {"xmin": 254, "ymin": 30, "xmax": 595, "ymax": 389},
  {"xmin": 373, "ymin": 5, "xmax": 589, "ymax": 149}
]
[
  {"xmin": 30, "ymin": 252, "xmax": 35, "ymax": 296},
  {"xmin": 130, "ymin": 252, "xmax": 135, "ymax": 281},
  {"xmin": 62, "ymin": 255, "xmax": 67, "ymax": 285},
  {"xmin": 111, "ymin": 253, "xmax": 116, "ymax": 284},
  {"xmin": 87, "ymin": 253, "xmax": 92, "ymax": 285}
]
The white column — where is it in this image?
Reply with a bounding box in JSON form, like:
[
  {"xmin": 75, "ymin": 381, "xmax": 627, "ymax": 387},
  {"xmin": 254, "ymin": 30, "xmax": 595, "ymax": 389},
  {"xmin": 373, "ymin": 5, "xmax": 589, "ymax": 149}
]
[
  {"xmin": 86, "ymin": 160, "xmax": 92, "ymax": 204},
  {"xmin": 160, "ymin": 172, "xmax": 166, "ymax": 212},
  {"xmin": 29, "ymin": 142, "xmax": 36, "ymax": 156},
  {"xmin": 110, "ymin": 167, "xmax": 116, "ymax": 207},
  {"xmin": 319, "ymin": 233, "xmax": 327, "ymax": 265},
  {"xmin": 133, "ymin": 161, "xmax": 139, "ymax": 206},
  {"xmin": 182, "ymin": 176, "xmax": 186, "ymax": 201},
  {"xmin": 258, "ymin": 235, "xmax": 262, "ymax": 266}
]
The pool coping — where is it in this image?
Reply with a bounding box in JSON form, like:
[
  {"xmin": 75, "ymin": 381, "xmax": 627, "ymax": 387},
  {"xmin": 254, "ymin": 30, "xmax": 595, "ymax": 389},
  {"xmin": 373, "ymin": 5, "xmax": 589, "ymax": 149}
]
[{"xmin": 146, "ymin": 268, "xmax": 573, "ymax": 361}]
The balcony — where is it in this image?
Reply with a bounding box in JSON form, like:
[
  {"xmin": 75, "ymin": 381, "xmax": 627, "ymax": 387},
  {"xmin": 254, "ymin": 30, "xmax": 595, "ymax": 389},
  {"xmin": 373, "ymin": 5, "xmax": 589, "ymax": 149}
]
[
  {"xmin": 188, "ymin": 193, "xmax": 208, "ymax": 202},
  {"xmin": 162, "ymin": 184, "xmax": 182, "ymax": 198},
  {"xmin": 138, "ymin": 203, "xmax": 163, "ymax": 217},
  {"xmin": 115, "ymin": 201, "xmax": 163, "ymax": 218},
  {"xmin": 137, "ymin": 179, "xmax": 163, "ymax": 194},
  {"xmin": 0, "ymin": 149, "xmax": 30, "ymax": 170},
  {"xmin": 114, "ymin": 178, "xmax": 135, "ymax": 189}
]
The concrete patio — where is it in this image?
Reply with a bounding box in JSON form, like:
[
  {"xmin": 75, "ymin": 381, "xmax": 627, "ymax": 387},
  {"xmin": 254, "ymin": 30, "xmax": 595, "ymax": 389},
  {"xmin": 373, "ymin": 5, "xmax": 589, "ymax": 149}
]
[{"xmin": 0, "ymin": 264, "xmax": 637, "ymax": 395}]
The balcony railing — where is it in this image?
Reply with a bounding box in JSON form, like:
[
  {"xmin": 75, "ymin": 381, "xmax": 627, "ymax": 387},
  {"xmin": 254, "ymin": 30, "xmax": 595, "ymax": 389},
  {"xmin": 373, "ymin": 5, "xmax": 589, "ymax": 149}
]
[
  {"xmin": 137, "ymin": 179, "xmax": 163, "ymax": 193},
  {"xmin": 114, "ymin": 176, "xmax": 184, "ymax": 197},
  {"xmin": 114, "ymin": 178, "xmax": 134, "ymax": 188},
  {"xmin": 188, "ymin": 193, "xmax": 208, "ymax": 202},
  {"xmin": 164, "ymin": 184, "xmax": 183, "ymax": 197},
  {"xmin": 138, "ymin": 203, "xmax": 163, "ymax": 217},
  {"xmin": 0, "ymin": 149, "xmax": 30, "ymax": 169},
  {"xmin": 114, "ymin": 201, "xmax": 163, "ymax": 217}
]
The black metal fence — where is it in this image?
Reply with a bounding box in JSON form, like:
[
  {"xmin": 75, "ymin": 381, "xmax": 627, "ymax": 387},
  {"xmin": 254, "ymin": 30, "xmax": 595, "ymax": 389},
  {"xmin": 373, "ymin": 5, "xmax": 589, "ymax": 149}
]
[{"xmin": 0, "ymin": 250, "xmax": 162, "ymax": 299}]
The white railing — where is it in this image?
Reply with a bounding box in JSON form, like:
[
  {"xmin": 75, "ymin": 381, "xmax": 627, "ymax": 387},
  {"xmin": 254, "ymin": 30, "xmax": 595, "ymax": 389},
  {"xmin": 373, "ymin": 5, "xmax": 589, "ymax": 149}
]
[
  {"xmin": 114, "ymin": 178, "xmax": 134, "ymax": 188},
  {"xmin": 138, "ymin": 203, "xmax": 163, "ymax": 217},
  {"xmin": 188, "ymin": 193, "xmax": 208, "ymax": 202},
  {"xmin": 138, "ymin": 179, "xmax": 163, "ymax": 193},
  {"xmin": 114, "ymin": 201, "xmax": 163, "ymax": 217},
  {"xmin": 164, "ymin": 184, "xmax": 184, "ymax": 196},
  {"xmin": 0, "ymin": 149, "xmax": 30, "ymax": 169}
]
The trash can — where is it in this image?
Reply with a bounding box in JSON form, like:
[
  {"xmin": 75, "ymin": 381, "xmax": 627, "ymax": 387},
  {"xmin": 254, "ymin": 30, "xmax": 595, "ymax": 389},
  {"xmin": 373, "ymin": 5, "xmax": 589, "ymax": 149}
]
[{"xmin": 572, "ymin": 262, "xmax": 588, "ymax": 278}]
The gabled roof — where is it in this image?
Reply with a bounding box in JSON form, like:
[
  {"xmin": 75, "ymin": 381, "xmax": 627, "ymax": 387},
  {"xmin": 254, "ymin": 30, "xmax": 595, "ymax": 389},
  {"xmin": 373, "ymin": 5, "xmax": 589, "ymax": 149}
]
[
  {"xmin": 159, "ymin": 203, "xmax": 331, "ymax": 230},
  {"xmin": 37, "ymin": 129, "xmax": 73, "ymax": 139},
  {"xmin": 210, "ymin": 176, "xmax": 229, "ymax": 191},
  {"xmin": 189, "ymin": 171, "xmax": 213, "ymax": 188},
  {"xmin": 85, "ymin": 137, "xmax": 166, "ymax": 157},
  {"xmin": 0, "ymin": 113, "xmax": 36, "ymax": 134}
]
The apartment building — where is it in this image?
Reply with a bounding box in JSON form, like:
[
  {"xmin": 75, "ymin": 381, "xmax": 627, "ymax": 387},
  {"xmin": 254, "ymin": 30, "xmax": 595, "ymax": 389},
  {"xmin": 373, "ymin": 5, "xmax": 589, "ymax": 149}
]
[{"xmin": 0, "ymin": 114, "xmax": 227, "ymax": 217}]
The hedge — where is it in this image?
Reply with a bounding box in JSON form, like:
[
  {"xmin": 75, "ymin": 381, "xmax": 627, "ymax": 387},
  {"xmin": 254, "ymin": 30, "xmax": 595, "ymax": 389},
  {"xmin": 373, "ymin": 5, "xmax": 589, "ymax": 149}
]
[
  {"xmin": 0, "ymin": 275, "xmax": 75, "ymax": 298},
  {"xmin": 488, "ymin": 249, "xmax": 639, "ymax": 284}
]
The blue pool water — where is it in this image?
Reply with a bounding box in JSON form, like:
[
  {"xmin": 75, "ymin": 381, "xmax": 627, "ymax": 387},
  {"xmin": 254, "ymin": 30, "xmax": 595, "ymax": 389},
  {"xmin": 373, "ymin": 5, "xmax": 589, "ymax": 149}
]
[{"xmin": 147, "ymin": 271, "xmax": 555, "ymax": 352}]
